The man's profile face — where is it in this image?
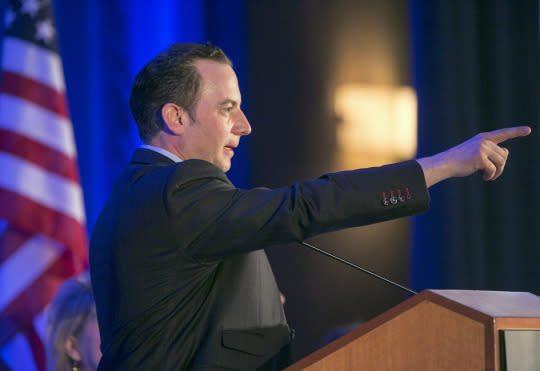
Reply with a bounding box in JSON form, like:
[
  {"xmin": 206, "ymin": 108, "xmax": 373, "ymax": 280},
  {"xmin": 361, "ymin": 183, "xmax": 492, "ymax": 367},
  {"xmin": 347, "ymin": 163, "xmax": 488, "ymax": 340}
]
[{"xmin": 180, "ymin": 59, "xmax": 251, "ymax": 172}]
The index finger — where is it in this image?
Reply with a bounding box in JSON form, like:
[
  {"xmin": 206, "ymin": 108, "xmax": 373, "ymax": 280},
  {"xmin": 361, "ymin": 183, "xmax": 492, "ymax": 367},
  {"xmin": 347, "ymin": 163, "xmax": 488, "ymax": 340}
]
[{"xmin": 484, "ymin": 126, "xmax": 531, "ymax": 144}]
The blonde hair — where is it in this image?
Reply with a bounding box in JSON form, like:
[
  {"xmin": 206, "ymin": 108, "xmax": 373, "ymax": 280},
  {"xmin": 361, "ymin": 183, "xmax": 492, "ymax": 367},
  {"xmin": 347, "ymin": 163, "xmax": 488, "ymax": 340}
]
[{"xmin": 46, "ymin": 274, "xmax": 96, "ymax": 371}]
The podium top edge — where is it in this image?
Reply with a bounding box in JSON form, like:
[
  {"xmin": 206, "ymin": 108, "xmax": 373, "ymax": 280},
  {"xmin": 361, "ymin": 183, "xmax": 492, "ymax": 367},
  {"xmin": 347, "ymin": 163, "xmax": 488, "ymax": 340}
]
[{"xmin": 425, "ymin": 289, "xmax": 540, "ymax": 318}]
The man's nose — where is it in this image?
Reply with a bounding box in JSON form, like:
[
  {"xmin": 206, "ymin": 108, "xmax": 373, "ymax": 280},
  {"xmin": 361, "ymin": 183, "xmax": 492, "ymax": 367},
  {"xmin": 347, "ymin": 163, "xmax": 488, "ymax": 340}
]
[{"xmin": 233, "ymin": 109, "xmax": 251, "ymax": 136}]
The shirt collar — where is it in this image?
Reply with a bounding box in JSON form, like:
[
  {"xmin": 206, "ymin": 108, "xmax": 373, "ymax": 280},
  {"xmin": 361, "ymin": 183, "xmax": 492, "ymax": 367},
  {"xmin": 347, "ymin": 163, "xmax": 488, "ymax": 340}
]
[{"xmin": 139, "ymin": 144, "xmax": 183, "ymax": 163}]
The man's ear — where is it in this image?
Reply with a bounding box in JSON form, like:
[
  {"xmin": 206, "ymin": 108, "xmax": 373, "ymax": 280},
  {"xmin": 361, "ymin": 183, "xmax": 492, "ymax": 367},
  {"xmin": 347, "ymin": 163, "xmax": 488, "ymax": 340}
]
[
  {"xmin": 64, "ymin": 335, "xmax": 81, "ymax": 362},
  {"xmin": 161, "ymin": 103, "xmax": 191, "ymax": 135}
]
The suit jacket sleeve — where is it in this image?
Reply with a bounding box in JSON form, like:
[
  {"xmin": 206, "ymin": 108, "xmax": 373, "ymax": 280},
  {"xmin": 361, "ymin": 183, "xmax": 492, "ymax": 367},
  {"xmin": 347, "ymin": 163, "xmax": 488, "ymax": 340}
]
[{"xmin": 164, "ymin": 159, "xmax": 429, "ymax": 262}]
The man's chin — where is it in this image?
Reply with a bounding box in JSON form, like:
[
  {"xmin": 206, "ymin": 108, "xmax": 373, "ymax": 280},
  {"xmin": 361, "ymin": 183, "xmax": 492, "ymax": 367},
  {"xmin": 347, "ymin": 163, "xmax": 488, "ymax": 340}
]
[{"xmin": 218, "ymin": 161, "xmax": 231, "ymax": 173}]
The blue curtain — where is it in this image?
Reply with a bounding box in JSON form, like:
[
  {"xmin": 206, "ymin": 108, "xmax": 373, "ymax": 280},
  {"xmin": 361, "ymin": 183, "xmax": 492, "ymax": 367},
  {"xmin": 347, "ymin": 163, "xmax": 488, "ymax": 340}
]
[
  {"xmin": 53, "ymin": 0, "xmax": 249, "ymax": 233},
  {"xmin": 410, "ymin": 0, "xmax": 540, "ymax": 293}
]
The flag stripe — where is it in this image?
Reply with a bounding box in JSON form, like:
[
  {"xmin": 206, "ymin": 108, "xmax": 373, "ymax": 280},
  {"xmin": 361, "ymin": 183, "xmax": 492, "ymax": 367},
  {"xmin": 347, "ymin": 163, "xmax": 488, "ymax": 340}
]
[
  {"xmin": 0, "ymin": 234, "xmax": 64, "ymax": 312},
  {"xmin": 0, "ymin": 249, "xmax": 80, "ymax": 348},
  {"xmin": 24, "ymin": 327, "xmax": 45, "ymax": 371},
  {"xmin": 1, "ymin": 37, "xmax": 65, "ymax": 93},
  {"xmin": 0, "ymin": 313, "xmax": 17, "ymax": 350},
  {"xmin": 32, "ymin": 309, "xmax": 47, "ymax": 347},
  {"xmin": 0, "ymin": 94, "xmax": 76, "ymax": 158},
  {"xmin": 0, "ymin": 190, "xmax": 87, "ymax": 260},
  {"xmin": 1, "ymin": 71, "xmax": 69, "ymax": 118},
  {"xmin": 0, "ymin": 226, "xmax": 31, "ymax": 265},
  {"xmin": 0, "ymin": 333, "xmax": 39, "ymax": 371},
  {"xmin": 0, "ymin": 129, "xmax": 80, "ymax": 182},
  {"xmin": 0, "ymin": 152, "xmax": 85, "ymax": 223}
]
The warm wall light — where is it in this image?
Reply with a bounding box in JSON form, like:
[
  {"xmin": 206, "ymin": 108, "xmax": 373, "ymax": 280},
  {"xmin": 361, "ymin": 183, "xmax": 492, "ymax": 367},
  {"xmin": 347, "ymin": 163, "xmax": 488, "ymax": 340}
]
[{"xmin": 334, "ymin": 84, "xmax": 417, "ymax": 168}]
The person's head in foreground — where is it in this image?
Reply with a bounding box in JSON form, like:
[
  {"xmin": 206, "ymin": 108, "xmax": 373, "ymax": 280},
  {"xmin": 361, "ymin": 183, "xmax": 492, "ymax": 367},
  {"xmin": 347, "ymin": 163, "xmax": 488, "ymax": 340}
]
[{"xmin": 46, "ymin": 274, "xmax": 101, "ymax": 371}]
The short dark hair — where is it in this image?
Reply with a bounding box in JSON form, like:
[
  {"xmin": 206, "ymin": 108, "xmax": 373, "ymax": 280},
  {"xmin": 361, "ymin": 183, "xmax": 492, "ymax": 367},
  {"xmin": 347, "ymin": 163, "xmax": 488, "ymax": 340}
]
[{"xmin": 129, "ymin": 43, "xmax": 232, "ymax": 142}]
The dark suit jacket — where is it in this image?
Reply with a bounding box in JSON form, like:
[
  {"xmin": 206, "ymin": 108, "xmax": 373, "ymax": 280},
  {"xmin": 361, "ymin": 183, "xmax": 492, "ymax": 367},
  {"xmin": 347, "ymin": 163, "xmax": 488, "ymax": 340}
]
[{"xmin": 90, "ymin": 148, "xmax": 429, "ymax": 370}]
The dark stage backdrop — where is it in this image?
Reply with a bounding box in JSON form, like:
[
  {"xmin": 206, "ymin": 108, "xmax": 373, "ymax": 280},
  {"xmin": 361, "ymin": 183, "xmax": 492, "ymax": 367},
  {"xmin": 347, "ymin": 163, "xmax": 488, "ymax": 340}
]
[
  {"xmin": 246, "ymin": 0, "xmax": 416, "ymax": 361},
  {"xmin": 410, "ymin": 0, "xmax": 540, "ymax": 294}
]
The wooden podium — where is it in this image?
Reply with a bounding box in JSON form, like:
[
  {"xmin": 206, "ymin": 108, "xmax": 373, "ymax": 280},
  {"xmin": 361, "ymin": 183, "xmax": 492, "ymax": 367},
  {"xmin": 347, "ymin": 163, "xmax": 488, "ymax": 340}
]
[{"xmin": 285, "ymin": 290, "xmax": 540, "ymax": 371}]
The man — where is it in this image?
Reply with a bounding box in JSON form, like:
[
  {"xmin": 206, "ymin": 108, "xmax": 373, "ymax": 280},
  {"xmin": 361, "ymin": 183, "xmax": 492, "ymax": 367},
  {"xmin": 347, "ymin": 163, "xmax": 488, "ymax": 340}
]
[{"xmin": 89, "ymin": 43, "xmax": 530, "ymax": 370}]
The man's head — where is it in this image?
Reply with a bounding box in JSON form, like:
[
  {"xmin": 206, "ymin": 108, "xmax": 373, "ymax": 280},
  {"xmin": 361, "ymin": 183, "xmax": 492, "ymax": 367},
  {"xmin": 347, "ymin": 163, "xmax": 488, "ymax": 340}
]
[
  {"xmin": 129, "ymin": 43, "xmax": 251, "ymax": 172},
  {"xmin": 129, "ymin": 43, "xmax": 232, "ymax": 143}
]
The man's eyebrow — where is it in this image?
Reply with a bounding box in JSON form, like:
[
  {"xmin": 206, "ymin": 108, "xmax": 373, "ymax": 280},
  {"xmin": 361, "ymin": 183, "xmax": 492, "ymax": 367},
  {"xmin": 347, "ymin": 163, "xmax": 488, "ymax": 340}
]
[{"xmin": 218, "ymin": 99, "xmax": 239, "ymax": 106}]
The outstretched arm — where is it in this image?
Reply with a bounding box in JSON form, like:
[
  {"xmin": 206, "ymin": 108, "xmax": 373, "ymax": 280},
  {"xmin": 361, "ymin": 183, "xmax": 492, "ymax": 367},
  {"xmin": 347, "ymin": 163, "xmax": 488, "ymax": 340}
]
[{"xmin": 417, "ymin": 126, "xmax": 531, "ymax": 188}]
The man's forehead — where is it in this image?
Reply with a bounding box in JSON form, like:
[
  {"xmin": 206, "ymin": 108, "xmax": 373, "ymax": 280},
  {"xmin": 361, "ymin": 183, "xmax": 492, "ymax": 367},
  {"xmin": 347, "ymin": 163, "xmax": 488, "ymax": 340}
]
[
  {"xmin": 195, "ymin": 59, "xmax": 236, "ymax": 81},
  {"xmin": 195, "ymin": 59, "xmax": 241, "ymax": 100}
]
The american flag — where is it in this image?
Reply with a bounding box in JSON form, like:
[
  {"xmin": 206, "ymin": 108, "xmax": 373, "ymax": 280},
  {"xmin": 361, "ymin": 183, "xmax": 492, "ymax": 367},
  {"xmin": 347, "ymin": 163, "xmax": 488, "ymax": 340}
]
[{"xmin": 0, "ymin": 0, "xmax": 88, "ymax": 370}]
